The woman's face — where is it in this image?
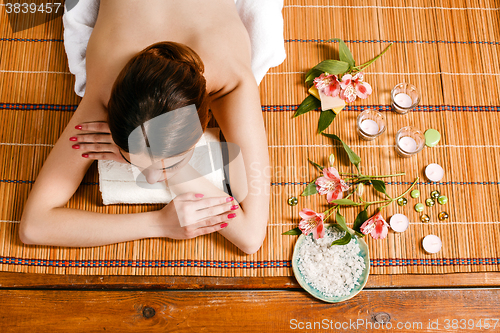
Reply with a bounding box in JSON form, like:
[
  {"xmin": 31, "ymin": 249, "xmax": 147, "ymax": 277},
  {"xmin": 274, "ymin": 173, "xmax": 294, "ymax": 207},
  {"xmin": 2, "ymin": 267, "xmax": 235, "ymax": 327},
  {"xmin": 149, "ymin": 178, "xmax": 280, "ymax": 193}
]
[{"xmin": 119, "ymin": 148, "xmax": 194, "ymax": 184}]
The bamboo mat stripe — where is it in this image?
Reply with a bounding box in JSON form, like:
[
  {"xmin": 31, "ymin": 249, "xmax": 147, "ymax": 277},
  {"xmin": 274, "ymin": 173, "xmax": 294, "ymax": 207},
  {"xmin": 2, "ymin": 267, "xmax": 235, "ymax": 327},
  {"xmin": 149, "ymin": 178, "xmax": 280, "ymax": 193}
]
[
  {"xmin": 1, "ymin": 0, "xmax": 500, "ymax": 276},
  {"xmin": 2, "ymin": 178, "xmax": 500, "ymax": 186},
  {"xmin": 2, "ymin": 257, "xmax": 500, "ymax": 268},
  {"xmin": 2, "ymin": 104, "xmax": 500, "ymax": 112}
]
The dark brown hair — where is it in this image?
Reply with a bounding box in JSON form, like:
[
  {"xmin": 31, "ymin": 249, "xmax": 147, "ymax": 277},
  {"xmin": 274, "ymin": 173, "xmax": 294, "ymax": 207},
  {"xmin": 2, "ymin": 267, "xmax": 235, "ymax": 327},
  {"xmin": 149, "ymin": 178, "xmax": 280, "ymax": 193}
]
[{"xmin": 107, "ymin": 41, "xmax": 210, "ymax": 158}]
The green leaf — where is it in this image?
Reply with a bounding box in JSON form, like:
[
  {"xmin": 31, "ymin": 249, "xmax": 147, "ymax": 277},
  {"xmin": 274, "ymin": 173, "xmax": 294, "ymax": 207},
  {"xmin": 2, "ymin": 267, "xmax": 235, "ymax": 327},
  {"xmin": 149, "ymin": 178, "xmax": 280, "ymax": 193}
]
[
  {"xmin": 305, "ymin": 68, "xmax": 324, "ymax": 86},
  {"xmin": 352, "ymin": 208, "xmax": 369, "ymax": 234},
  {"xmin": 293, "ymin": 95, "xmax": 321, "ymax": 118},
  {"xmin": 335, "ymin": 211, "xmax": 349, "ymax": 231},
  {"xmin": 332, "ymin": 199, "xmax": 360, "ymax": 206},
  {"xmin": 331, "ymin": 232, "xmax": 352, "ymax": 246},
  {"xmin": 301, "ymin": 178, "xmax": 318, "ymax": 196},
  {"xmin": 329, "ymin": 38, "xmax": 355, "ymax": 69},
  {"xmin": 282, "ymin": 227, "xmax": 302, "ymax": 235},
  {"xmin": 313, "ymin": 60, "xmax": 350, "ymax": 75},
  {"xmin": 322, "ymin": 133, "xmax": 361, "ymax": 170},
  {"xmin": 317, "ymin": 110, "xmax": 336, "ymax": 133},
  {"xmin": 371, "ymin": 179, "xmax": 388, "ymax": 195},
  {"xmin": 308, "ymin": 159, "xmax": 324, "ymax": 171}
]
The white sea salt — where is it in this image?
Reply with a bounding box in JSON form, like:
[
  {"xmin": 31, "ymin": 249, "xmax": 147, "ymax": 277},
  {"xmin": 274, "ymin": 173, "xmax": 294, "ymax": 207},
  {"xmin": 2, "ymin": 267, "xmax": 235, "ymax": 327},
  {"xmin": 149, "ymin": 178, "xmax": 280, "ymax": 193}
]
[{"xmin": 297, "ymin": 227, "xmax": 366, "ymax": 297}]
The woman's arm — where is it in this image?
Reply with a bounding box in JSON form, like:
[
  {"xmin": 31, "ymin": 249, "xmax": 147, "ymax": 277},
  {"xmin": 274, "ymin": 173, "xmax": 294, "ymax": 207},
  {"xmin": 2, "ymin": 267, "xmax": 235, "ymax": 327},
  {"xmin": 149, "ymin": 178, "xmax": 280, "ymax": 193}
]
[{"xmin": 205, "ymin": 73, "xmax": 271, "ymax": 254}]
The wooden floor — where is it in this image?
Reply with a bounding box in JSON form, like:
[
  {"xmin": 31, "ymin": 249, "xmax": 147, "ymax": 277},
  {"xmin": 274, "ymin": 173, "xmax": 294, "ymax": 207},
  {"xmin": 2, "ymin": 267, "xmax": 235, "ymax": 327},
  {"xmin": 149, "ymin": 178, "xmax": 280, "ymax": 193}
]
[{"xmin": 1, "ymin": 272, "xmax": 500, "ymax": 332}]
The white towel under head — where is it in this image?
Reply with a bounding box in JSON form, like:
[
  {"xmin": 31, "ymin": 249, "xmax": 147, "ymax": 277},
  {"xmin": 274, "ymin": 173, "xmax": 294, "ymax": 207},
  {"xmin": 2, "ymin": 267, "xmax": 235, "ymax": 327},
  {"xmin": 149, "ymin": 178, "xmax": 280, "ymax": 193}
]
[
  {"xmin": 62, "ymin": 0, "xmax": 286, "ymax": 97},
  {"xmin": 98, "ymin": 128, "xmax": 225, "ymax": 205}
]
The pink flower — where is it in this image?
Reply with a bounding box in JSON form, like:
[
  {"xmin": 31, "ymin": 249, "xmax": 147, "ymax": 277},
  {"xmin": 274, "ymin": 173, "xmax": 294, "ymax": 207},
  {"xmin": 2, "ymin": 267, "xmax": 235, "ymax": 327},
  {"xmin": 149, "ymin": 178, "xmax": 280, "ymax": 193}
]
[
  {"xmin": 360, "ymin": 211, "xmax": 389, "ymax": 239},
  {"xmin": 339, "ymin": 72, "xmax": 373, "ymax": 103},
  {"xmin": 315, "ymin": 167, "xmax": 349, "ymax": 203},
  {"xmin": 313, "ymin": 73, "xmax": 341, "ymax": 97},
  {"xmin": 298, "ymin": 208, "xmax": 325, "ymax": 239}
]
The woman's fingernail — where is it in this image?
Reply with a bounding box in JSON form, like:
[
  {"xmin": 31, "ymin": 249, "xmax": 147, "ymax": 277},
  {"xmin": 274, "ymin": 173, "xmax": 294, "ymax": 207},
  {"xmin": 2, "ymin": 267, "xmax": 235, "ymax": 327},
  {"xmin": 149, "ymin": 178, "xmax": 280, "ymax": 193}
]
[
  {"xmin": 69, "ymin": 137, "xmax": 77, "ymax": 141},
  {"xmin": 231, "ymin": 205, "xmax": 239, "ymax": 211},
  {"xmin": 226, "ymin": 197, "xmax": 234, "ymax": 202},
  {"xmin": 228, "ymin": 213, "xmax": 236, "ymax": 219},
  {"xmin": 82, "ymin": 154, "xmax": 89, "ymax": 158},
  {"xmin": 75, "ymin": 125, "xmax": 82, "ymax": 130},
  {"xmin": 220, "ymin": 223, "xmax": 228, "ymax": 229},
  {"xmin": 195, "ymin": 194, "xmax": 204, "ymax": 198},
  {"xmin": 72, "ymin": 144, "xmax": 80, "ymax": 149}
]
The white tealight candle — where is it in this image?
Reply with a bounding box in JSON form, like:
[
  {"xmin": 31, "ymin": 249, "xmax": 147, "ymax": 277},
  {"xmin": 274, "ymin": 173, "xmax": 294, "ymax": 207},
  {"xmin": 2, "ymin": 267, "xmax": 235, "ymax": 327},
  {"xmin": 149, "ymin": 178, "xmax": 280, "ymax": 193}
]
[
  {"xmin": 360, "ymin": 119, "xmax": 380, "ymax": 135},
  {"xmin": 390, "ymin": 214, "xmax": 409, "ymax": 233},
  {"xmin": 394, "ymin": 93, "xmax": 413, "ymax": 108},
  {"xmin": 398, "ymin": 136, "xmax": 418, "ymax": 153},
  {"xmin": 425, "ymin": 163, "xmax": 444, "ymax": 182},
  {"xmin": 422, "ymin": 235, "xmax": 442, "ymax": 254}
]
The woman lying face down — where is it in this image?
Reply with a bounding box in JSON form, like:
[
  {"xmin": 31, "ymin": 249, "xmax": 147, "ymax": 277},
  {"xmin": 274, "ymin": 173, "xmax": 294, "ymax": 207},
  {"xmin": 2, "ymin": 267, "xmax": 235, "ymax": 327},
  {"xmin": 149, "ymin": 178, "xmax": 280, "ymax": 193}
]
[{"xmin": 20, "ymin": 39, "xmax": 270, "ymax": 254}]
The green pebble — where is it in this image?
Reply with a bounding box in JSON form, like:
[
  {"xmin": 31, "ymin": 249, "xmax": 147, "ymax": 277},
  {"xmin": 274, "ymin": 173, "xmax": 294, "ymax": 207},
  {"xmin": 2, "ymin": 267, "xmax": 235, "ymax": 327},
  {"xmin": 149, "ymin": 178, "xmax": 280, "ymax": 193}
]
[
  {"xmin": 425, "ymin": 198, "xmax": 435, "ymax": 207},
  {"xmin": 410, "ymin": 190, "xmax": 420, "ymax": 198},
  {"xmin": 425, "ymin": 129, "xmax": 441, "ymax": 147},
  {"xmin": 431, "ymin": 190, "xmax": 440, "ymax": 199},
  {"xmin": 414, "ymin": 203, "xmax": 425, "ymax": 213},
  {"xmin": 438, "ymin": 195, "xmax": 448, "ymax": 205},
  {"xmin": 397, "ymin": 197, "xmax": 408, "ymax": 206},
  {"xmin": 287, "ymin": 196, "xmax": 298, "ymax": 206}
]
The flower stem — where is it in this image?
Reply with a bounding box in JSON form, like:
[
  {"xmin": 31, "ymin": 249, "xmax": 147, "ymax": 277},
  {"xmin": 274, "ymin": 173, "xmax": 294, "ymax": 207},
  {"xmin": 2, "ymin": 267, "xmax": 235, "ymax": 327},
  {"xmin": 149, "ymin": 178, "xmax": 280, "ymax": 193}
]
[
  {"xmin": 352, "ymin": 43, "xmax": 393, "ymax": 72},
  {"xmin": 359, "ymin": 177, "xmax": 419, "ymax": 207}
]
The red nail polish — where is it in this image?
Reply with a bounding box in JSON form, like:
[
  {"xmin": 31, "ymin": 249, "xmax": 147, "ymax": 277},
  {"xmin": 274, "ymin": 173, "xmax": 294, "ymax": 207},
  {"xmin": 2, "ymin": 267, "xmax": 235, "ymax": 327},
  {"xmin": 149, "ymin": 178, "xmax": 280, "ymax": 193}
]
[
  {"xmin": 82, "ymin": 154, "xmax": 89, "ymax": 158},
  {"xmin": 69, "ymin": 137, "xmax": 77, "ymax": 141},
  {"xmin": 226, "ymin": 197, "xmax": 234, "ymax": 202},
  {"xmin": 228, "ymin": 213, "xmax": 236, "ymax": 219},
  {"xmin": 75, "ymin": 125, "xmax": 82, "ymax": 130},
  {"xmin": 195, "ymin": 194, "xmax": 204, "ymax": 198},
  {"xmin": 231, "ymin": 205, "xmax": 239, "ymax": 211},
  {"xmin": 72, "ymin": 144, "xmax": 80, "ymax": 149},
  {"xmin": 220, "ymin": 223, "xmax": 228, "ymax": 229}
]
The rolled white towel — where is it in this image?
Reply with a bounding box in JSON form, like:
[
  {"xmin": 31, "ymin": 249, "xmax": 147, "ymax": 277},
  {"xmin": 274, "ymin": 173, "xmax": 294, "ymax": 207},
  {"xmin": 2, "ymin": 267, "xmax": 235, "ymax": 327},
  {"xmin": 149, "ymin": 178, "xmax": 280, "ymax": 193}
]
[
  {"xmin": 62, "ymin": 0, "xmax": 286, "ymax": 97},
  {"xmin": 98, "ymin": 128, "xmax": 225, "ymax": 205}
]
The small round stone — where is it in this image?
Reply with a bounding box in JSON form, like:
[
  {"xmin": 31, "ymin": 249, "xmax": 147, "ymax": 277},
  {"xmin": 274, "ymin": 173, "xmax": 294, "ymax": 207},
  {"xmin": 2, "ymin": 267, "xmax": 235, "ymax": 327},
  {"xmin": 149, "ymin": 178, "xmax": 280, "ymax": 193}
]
[
  {"xmin": 410, "ymin": 189, "xmax": 420, "ymax": 198},
  {"xmin": 438, "ymin": 195, "xmax": 448, "ymax": 205},
  {"xmin": 438, "ymin": 211, "xmax": 449, "ymax": 221},
  {"xmin": 431, "ymin": 190, "xmax": 440, "ymax": 199},
  {"xmin": 414, "ymin": 203, "xmax": 425, "ymax": 213},
  {"xmin": 425, "ymin": 198, "xmax": 435, "ymax": 207},
  {"xmin": 287, "ymin": 196, "xmax": 298, "ymax": 206},
  {"xmin": 420, "ymin": 214, "xmax": 430, "ymax": 223},
  {"xmin": 397, "ymin": 197, "xmax": 408, "ymax": 206},
  {"xmin": 425, "ymin": 129, "xmax": 441, "ymax": 147}
]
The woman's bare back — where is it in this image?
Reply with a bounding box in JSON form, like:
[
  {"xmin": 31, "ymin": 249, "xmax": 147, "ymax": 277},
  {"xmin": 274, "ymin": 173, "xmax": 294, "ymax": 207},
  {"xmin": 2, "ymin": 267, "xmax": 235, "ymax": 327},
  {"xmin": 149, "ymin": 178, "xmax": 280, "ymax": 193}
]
[{"xmin": 86, "ymin": 0, "xmax": 253, "ymax": 106}]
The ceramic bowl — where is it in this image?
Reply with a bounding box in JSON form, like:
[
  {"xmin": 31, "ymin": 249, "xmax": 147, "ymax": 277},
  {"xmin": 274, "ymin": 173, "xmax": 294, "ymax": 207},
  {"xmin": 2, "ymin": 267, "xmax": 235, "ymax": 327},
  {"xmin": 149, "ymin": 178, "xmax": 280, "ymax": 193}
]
[{"xmin": 292, "ymin": 224, "xmax": 370, "ymax": 303}]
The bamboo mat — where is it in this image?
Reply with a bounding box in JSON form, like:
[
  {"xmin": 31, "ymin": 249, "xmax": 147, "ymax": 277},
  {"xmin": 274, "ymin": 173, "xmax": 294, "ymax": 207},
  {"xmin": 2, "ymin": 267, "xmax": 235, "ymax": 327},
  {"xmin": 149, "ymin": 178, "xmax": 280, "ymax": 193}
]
[{"xmin": 1, "ymin": 0, "xmax": 500, "ymax": 276}]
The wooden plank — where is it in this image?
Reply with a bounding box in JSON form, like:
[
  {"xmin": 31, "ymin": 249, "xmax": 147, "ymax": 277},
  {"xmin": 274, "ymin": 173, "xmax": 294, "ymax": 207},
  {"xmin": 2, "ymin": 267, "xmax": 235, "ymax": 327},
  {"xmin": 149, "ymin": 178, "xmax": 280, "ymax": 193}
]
[
  {"xmin": 1, "ymin": 271, "xmax": 500, "ymax": 289},
  {"xmin": 1, "ymin": 289, "xmax": 499, "ymax": 332}
]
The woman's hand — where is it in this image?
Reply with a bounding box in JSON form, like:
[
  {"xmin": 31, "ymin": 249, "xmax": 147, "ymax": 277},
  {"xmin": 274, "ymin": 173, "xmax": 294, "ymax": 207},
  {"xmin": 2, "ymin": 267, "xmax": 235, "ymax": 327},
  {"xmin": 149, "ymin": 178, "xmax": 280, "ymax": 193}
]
[
  {"xmin": 154, "ymin": 193, "xmax": 239, "ymax": 239},
  {"xmin": 70, "ymin": 121, "xmax": 128, "ymax": 163}
]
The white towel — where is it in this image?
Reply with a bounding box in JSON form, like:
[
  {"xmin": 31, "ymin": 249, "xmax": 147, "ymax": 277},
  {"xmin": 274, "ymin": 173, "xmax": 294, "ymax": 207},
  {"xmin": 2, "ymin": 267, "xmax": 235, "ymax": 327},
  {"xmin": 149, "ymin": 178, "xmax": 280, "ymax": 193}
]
[
  {"xmin": 98, "ymin": 128, "xmax": 226, "ymax": 205},
  {"xmin": 62, "ymin": 0, "xmax": 286, "ymax": 97}
]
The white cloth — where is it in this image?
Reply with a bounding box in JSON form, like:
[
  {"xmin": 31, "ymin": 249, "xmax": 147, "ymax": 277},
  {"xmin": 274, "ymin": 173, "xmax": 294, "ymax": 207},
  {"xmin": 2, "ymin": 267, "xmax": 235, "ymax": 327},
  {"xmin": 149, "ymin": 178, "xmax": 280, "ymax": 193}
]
[
  {"xmin": 98, "ymin": 128, "xmax": 225, "ymax": 205},
  {"xmin": 62, "ymin": 0, "xmax": 286, "ymax": 97}
]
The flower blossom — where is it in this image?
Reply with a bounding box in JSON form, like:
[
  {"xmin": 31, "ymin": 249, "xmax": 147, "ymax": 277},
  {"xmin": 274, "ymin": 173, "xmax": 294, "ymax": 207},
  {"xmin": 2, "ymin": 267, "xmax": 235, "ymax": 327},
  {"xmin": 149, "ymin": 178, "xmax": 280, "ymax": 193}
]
[
  {"xmin": 339, "ymin": 72, "xmax": 373, "ymax": 103},
  {"xmin": 360, "ymin": 211, "xmax": 390, "ymax": 239},
  {"xmin": 313, "ymin": 73, "xmax": 341, "ymax": 97},
  {"xmin": 298, "ymin": 208, "xmax": 325, "ymax": 239},
  {"xmin": 315, "ymin": 167, "xmax": 349, "ymax": 203}
]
